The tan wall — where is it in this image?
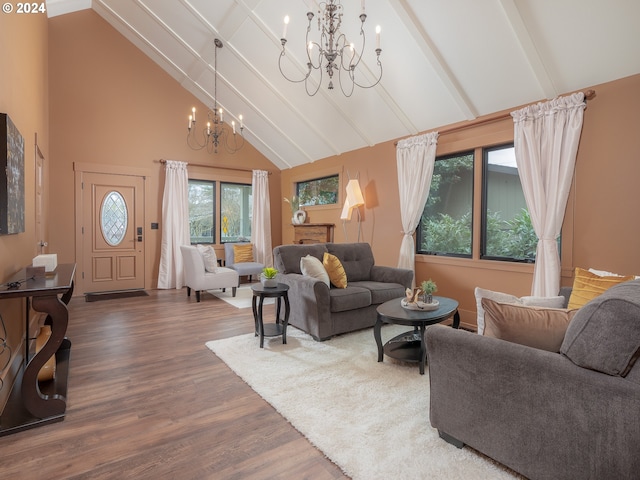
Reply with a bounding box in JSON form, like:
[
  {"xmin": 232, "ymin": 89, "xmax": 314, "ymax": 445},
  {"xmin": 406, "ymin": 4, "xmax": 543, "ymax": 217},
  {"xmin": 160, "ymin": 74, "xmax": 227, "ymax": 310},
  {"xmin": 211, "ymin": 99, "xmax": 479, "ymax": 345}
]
[
  {"xmin": 48, "ymin": 10, "xmax": 281, "ymax": 293},
  {"xmin": 0, "ymin": 11, "xmax": 49, "ymax": 410},
  {"xmin": 281, "ymin": 74, "xmax": 640, "ymax": 329}
]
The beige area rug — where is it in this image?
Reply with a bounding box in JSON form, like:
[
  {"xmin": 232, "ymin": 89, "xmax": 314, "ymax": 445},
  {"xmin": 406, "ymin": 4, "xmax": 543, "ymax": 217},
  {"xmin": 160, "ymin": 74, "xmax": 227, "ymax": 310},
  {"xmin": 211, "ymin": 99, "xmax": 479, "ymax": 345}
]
[
  {"xmin": 208, "ymin": 284, "xmax": 275, "ymax": 309},
  {"xmin": 206, "ymin": 326, "xmax": 520, "ymax": 480}
]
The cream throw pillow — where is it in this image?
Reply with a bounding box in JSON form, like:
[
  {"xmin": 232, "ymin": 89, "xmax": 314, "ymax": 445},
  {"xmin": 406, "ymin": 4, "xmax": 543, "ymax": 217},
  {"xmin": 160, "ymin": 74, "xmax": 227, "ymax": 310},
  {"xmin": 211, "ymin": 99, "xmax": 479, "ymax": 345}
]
[
  {"xmin": 588, "ymin": 268, "xmax": 640, "ymax": 279},
  {"xmin": 474, "ymin": 287, "xmax": 565, "ymax": 335},
  {"xmin": 196, "ymin": 244, "xmax": 218, "ymax": 272},
  {"xmin": 300, "ymin": 255, "xmax": 330, "ymax": 287},
  {"xmin": 322, "ymin": 252, "xmax": 347, "ymax": 289}
]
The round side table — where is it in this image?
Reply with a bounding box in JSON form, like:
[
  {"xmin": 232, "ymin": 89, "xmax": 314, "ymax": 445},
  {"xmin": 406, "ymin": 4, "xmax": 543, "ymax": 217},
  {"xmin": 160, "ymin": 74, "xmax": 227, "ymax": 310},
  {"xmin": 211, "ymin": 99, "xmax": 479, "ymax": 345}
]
[{"xmin": 251, "ymin": 283, "xmax": 290, "ymax": 348}]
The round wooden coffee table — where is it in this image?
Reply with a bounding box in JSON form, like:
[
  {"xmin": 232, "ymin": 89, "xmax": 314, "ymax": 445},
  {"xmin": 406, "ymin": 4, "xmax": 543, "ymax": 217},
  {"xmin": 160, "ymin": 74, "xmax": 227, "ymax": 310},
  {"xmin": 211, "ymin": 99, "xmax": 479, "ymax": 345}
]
[{"xmin": 375, "ymin": 296, "xmax": 460, "ymax": 374}]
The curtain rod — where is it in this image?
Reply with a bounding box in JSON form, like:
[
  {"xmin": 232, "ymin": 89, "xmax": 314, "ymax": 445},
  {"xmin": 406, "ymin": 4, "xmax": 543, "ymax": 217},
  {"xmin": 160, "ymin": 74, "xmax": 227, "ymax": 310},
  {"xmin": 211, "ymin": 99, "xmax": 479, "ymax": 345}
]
[
  {"xmin": 394, "ymin": 89, "xmax": 596, "ymax": 146},
  {"xmin": 157, "ymin": 159, "xmax": 271, "ymax": 175}
]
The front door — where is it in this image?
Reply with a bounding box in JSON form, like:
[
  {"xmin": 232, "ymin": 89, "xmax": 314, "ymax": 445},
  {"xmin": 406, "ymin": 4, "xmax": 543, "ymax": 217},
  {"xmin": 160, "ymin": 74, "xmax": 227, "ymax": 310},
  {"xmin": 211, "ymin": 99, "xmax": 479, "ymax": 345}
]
[{"xmin": 80, "ymin": 172, "xmax": 145, "ymax": 293}]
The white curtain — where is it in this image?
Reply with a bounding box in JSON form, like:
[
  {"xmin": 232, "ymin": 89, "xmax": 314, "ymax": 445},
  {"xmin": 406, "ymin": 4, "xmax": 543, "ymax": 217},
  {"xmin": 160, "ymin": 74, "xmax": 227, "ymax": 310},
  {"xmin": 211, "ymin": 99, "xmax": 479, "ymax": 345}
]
[
  {"xmin": 157, "ymin": 160, "xmax": 190, "ymax": 289},
  {"xmin": 396, "ymin": 132, "xmax": 439, "ymax": 277},
  {"xmin": 252, "ymin": 170, "xmax": 273, "ymax": 268},
  {"xmin": 511, "ymin": 92, "xmax": 586, "ymax": 296}
]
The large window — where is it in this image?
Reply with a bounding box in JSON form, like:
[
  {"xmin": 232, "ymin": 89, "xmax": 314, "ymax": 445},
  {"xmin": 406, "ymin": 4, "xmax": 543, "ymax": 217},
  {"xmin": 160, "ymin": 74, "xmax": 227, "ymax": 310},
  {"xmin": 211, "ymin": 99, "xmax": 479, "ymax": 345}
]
[
  {"xmin": 417, "ymin": 152, "xmax": 474, "ymax": 256},
  {"xmin": 482, "ymin": 145, "xmax": 536, "ymax": 262},
  {"xmin": 220, "ymin": 182, "xmax": 252, "ymax": 243},
  {"xmin": 417, "ymin": 143, "xmax": 536, "ymax": 263},
  {"xmin": 296, "ymin": 174, "xmax": 339, "ymax": 207},
  {"xmin": 188, "ymin": 179, "xmax": 215, "ymax": 244}
]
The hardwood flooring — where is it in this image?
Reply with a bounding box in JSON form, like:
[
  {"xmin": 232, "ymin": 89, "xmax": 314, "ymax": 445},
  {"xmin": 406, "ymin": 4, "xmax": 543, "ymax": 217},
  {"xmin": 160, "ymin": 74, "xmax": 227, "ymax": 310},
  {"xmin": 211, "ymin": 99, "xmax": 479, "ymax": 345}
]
[{"xmin": 0, "ymin": 288, "xmax": 349, "ymax": 480}]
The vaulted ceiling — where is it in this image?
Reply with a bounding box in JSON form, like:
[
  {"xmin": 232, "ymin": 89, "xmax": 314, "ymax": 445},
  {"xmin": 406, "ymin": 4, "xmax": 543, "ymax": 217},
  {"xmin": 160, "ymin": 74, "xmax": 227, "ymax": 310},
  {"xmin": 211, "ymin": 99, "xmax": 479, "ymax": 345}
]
[{"xmin": 46, "ymin": 0, "xmax": 640, "ymax": 170}]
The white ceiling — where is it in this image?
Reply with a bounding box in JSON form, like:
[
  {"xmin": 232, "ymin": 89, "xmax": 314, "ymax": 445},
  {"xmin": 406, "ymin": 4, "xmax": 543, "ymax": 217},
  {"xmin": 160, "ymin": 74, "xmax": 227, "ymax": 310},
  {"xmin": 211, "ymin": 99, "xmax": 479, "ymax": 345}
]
[{"xmin": 46, "ymin": 0, "xmax": 640, "ymax": 170}]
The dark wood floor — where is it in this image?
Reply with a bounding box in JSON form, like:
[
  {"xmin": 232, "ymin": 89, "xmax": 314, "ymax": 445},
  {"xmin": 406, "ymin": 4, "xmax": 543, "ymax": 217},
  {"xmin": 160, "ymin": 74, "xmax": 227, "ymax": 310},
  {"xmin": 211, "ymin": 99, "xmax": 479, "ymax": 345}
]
[{"xmin": 0, "ymin": 288, "xmax": 348, "ymax": 479}]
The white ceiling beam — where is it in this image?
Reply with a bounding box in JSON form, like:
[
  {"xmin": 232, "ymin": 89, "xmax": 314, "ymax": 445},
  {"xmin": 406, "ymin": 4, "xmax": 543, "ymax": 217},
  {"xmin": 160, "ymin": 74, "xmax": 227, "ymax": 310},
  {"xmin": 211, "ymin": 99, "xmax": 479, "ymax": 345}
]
[
  {"xmin": 45, "ymin": 0, "xmax": 91, "ymax": 18},
  {"xmin": 93, "ymin": 1, "xmax": 189, "ymax": 82},
  {"xmin": 498, "ymin": 0, "xmax": 558, "ymax": 100},
  {"xmin": 387, "ymin": 0, "xmax": 477, "ymax": 121}
]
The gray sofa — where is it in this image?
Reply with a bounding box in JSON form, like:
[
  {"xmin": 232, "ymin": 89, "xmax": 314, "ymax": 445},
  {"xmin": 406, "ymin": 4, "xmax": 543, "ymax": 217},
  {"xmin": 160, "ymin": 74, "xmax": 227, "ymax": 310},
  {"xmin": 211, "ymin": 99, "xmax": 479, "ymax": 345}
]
[
  {"xmin": 273, "ymin": 242, "xmax": 413, "ymax": 341},
  {"xmin": 425, "ymin": 279, "xmax": 640, "ymax": 480}
]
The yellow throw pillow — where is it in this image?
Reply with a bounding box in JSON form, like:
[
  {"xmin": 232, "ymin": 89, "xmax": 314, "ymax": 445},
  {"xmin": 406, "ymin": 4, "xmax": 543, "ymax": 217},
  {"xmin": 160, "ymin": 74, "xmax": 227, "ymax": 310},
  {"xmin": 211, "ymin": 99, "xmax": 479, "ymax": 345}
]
[
  {"xmin": 233, "ymin": 244, "xmax": 254, "ymax": 263},
  {"xmin": 567, "ymin": 267, "xmax": 634, "ymax": 309},
  {"xmin": 323, "ymin": 252, "xmax": 347, "ymax": 289}
]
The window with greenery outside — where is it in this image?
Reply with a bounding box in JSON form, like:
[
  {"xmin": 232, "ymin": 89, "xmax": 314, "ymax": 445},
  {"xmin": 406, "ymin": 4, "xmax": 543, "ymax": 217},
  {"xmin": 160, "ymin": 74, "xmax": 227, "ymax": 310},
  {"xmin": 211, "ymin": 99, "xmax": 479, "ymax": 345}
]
[
  {"xmin": 482, "ymin": 145, "xmax": 537, "ymax": 262},
  {"xmin": 188, "ymin": 179, "xmax": 215, "ymax": 244},
  {"xmin": 296, "ymin": 174, "xmax": 339, "ymax": 207},
  {"xmin": 417, "ymin": 152, "xmax": 474, "ymax": 256},
  {"xmin": 220, "ymin": 182, "xmax": 252, "ymax": 243}
]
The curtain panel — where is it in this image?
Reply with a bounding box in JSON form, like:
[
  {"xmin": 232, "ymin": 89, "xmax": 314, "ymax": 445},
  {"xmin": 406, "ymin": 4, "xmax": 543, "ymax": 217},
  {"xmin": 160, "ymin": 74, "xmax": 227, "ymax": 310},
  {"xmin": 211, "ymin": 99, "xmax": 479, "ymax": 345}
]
[
  {"xmin": 157, "ymin": 160, "xmax": 190, "ymax": 289},
  {"xmin": 511, "ymin": 92, "xmax": 586, "ymax": 296},
  {"xmin": 252, "ymin": 170, "xmax": 273, "ymax": 268},
  {"xmin": 396, "ymin": 132, "xmax": 439, "ymax": 280}
]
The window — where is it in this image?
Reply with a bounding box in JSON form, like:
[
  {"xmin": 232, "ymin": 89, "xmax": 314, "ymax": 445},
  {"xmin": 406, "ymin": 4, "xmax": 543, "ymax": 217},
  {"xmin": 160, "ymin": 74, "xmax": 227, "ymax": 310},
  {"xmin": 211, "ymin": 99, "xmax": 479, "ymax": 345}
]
[
  {"xmin": 296, "ymin": 174, "xmax": 339, "ymax": 207},
  {"xmin": 101, "ymin": 191, "xmax": 128, "ymax": 246},
  {"xmin": 220, "ymin": 182, "xmax": 252, "ymax": 242},
  {"xmin": 482, "ymin": 145, "xmax": 536, "ymax": 262},
  {"xmin": 417, "ymin": 143, "xmax": 536, "ymax": 262},
  {"xmin": 188, "ymin": 179, "xmax": 215, "ymax": 244},
  {"xmin": 417, "ymin": 152, "xmax": 474, "ymax": 256}
]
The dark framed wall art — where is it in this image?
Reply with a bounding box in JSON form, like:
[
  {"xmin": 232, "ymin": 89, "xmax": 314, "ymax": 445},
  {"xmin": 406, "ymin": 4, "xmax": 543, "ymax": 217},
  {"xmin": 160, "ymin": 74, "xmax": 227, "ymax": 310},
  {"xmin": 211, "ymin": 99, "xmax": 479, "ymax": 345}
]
[{"xmin": 0, "ymin": 113, "xmax": 25, "ymax": 234}]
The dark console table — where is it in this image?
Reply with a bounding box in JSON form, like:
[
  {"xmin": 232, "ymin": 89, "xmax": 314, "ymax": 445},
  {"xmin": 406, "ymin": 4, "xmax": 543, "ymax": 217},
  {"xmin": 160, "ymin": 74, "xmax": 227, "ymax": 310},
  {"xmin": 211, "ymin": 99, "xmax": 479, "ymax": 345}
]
[{"xmin": 0, "ymin": 263, "xmax": 75, "ymax": 436}]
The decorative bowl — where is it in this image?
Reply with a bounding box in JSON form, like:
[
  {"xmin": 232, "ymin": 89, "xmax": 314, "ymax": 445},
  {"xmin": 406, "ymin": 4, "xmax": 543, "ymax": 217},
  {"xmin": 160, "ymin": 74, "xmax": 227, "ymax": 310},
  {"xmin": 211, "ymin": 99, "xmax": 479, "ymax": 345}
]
[{"xmin": 401, "ymin": 298, "xmax": 440, "ymax": 311}]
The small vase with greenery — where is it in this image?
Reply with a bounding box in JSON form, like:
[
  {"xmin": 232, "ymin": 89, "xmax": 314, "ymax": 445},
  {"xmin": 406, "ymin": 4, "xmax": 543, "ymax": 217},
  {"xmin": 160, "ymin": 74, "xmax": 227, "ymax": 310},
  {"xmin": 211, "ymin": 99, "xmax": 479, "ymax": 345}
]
[
  {"xmin": 420, "ymin": 279, "xmax": 438, "ymax": 304},
  {"xmin": 261, "ymin": 267, "xmax": 278, "ymax": 288}
]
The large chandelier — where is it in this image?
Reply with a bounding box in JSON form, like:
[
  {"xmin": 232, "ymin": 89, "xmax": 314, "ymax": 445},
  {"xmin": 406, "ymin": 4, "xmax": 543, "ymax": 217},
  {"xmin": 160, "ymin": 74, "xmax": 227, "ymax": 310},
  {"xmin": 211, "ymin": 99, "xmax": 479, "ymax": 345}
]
[
  {"xmin": 187, "ymin": 38, "xmax": 245, "ymax": 154},
  {"xmin": 278, "ymin": 0, "xmax": 382, "ymax": 97}
]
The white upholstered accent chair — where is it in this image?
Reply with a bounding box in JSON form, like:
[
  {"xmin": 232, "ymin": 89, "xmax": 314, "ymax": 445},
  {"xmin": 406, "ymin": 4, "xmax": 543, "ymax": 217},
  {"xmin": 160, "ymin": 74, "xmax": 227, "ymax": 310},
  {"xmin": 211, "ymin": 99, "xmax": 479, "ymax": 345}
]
[
  {"xmin": 223, "ymin": 242, "xmax": 264, "ymax": 281},
  {"xmin": 180, "ymin": 245, "xmax": 239, "ymax": 302}
]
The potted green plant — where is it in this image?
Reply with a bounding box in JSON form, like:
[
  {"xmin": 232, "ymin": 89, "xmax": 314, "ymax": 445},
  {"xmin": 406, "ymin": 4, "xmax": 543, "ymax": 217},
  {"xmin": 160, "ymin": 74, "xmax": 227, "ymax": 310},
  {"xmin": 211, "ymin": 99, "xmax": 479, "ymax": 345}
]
[
  {"xmin": 261, "ymin": 267, "xmax": 278, "ymax": 288},
  {"xmin": 420, "ymin": 279, "xmax": 438, "ymax": 304}
]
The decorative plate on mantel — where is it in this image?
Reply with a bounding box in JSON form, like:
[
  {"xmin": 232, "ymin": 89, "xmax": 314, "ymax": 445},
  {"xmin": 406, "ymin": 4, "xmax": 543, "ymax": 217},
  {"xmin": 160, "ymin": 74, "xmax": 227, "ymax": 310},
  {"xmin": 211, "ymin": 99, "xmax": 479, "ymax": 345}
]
[{"xmin": 401, "ymin": 298, "xmax": 440, "ymax": 311}]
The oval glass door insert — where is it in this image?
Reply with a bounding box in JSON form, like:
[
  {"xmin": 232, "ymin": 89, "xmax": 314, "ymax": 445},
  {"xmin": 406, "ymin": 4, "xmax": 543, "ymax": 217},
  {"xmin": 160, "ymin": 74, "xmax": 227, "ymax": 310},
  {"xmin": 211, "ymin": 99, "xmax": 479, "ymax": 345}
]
[{"xmin": 101, "ymin": 191, "xmax": 128, "ymax": 246}]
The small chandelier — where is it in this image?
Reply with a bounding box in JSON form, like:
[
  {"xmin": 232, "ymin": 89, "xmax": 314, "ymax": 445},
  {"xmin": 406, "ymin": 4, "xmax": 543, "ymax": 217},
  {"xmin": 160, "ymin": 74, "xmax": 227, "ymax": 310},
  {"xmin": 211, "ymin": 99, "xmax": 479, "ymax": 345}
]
[
  {"xmin": 278, "ymin": 0, "xmax": 382, "ymax": 97},
  {"xmin": 187, "ymin": 38, "xmax": 244, "ymax": 154}
]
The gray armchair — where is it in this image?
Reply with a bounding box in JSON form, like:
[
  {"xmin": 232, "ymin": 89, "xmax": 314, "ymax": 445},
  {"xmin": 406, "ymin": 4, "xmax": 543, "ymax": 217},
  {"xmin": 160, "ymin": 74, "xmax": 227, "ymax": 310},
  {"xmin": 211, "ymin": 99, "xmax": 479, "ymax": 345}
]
[
  {"xmin": 223, "ymin": 242, "xmax": 264, "ymax": 281},
  {"xmin": 425, "ymin": 279, "xmax": 640, "ymax": 479}
]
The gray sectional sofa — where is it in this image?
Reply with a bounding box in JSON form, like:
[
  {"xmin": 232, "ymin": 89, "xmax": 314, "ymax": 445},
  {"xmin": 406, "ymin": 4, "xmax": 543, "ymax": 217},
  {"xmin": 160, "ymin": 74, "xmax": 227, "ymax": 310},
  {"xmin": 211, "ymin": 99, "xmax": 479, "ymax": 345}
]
[
  {"xmin": 273, "ymin": 242, "xmax": 413, "ymax": 341},
  {"xmin": 425, "ymin": 279, "xmax": 640, "ymax": 479}
]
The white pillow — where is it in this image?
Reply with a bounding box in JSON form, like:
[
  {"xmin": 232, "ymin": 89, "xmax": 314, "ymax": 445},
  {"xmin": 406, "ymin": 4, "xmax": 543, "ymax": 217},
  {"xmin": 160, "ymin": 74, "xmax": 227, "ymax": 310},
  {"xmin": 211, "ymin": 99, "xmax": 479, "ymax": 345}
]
[
  {"xmin": 300, "ymin": 254, "xmax": 330, "ymax": 287},
  {"xmin": 196, "ymin": 244, "xmax": 218, "ymax": 273},
  {"xmin": 589, "ymin": 267, "xmax": 640, "ymax": 280},
  {"xmin": 474, "ymin": 287, "xmax": 565, "ymax": 335}
]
